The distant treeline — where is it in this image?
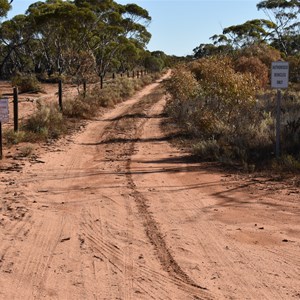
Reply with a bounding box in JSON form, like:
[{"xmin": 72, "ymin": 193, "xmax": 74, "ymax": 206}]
[{"xmin": 0, "ymin": 0, "xmax": 181, "ymax": 84}]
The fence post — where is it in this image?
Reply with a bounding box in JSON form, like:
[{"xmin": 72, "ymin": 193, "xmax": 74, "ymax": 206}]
[
  {"xmin": 83, "ymin": 80, "xmax": 87, "ymax": 98},
  {"xmin": 58, "ymin": 79, "xmax": 63, "ymax": 111},
  {"xmin": 13, "ymin": 87, "xmax": 18, "ymax": 132},
  {"xmin": 100, "ymin": 75, "xmax": 104, "ymax": 89},
  {"xmin": 0, "ymin": 122, "xmax": 2, "ymax": 159}
]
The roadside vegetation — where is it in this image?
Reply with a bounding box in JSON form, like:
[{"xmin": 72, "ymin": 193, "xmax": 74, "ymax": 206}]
[
  {"xmin": 165, "ymin": 0, "xmax": 300, "ymax": 171},
  {"xmin": 0, "ymin": 0, "xmax": 172, "ymax": 150},
  {"xmin": 4, "ymin": 73, "xmax": 162, "ymax": 146}
]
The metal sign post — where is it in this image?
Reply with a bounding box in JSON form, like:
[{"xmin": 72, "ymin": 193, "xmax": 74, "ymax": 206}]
[
  {"xmin": 0, "ymin": 98, "xmax": 9, "ymax": 160},
  {"xmin": 271, "ymin": 61, "xmax": 289, "ymax": 158}
]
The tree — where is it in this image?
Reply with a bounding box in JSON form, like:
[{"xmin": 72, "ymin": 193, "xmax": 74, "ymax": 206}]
[
  {"xmin": 0, "ymin": 0, "xmax": 12, "ymax": 19},
  {"xmin": 27, "ymin": 0, "xmax": 95, "ymax": 77},
  {"xmin": 0, "ymin": 0, "xmax": 152, "ymax": 83},
  {"xmin": 257, "ymin": 0, "xmax": 300, "ymax": 55},
  {"xmin": 0, "ymin": 14, "xmax": 35, "ymax": 77},
  {"xmin": 193, "ymin": 43, "xmax": 233, "ymax": 58},
  {"xmin": 211, "ymin": 19, "xmax": 276, "ymax": 49},
  {"xmin": 144, "ymin": 55, "xmax": 163, "ymax": 72},
  {"xmin": 75, "ymin": 0, "xmax": 151, "ymax": 87}
]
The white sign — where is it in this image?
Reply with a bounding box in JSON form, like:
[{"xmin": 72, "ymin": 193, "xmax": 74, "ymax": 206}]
[
  {"xmin": 0, "ymin": 98, "xmax": 9, "ymax": 123},
  {"xmin": 271, "ymin": 61, "xmax": 289, "ymax": 89}
]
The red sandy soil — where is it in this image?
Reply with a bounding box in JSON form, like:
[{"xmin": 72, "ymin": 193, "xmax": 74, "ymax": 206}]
[
  {"xmin": 0, "ymin": 81, "xmax": 80, "ymax": 128},
  {"xmin": 0, "ymin": 74, "xmax": 299, "ymax": 299}
]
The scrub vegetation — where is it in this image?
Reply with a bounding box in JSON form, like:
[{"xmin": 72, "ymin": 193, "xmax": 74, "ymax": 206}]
[{"xmin": 166, "ymin": 0, "xmax": 300, "ymax": 171}]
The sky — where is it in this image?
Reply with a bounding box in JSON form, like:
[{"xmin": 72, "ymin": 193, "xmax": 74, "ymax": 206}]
[{"xmin": 7, "ymin": 0, "xmax": 267, "ymax": 56}]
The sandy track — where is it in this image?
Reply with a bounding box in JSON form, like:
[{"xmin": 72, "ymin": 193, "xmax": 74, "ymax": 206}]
[{"xmin": 0, "ymin": 73, "xmax": 299, "ymax": 299}]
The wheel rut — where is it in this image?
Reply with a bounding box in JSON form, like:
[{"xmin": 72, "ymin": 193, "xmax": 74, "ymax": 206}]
[{"xmin": 101, "ymin": 85, "xmax": 210, "ymax": 297}]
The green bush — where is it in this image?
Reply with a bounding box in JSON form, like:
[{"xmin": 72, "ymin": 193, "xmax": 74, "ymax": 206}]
[
  {"xmin": 271, "ymin": 155, "xmax": 300, "ymax": 172},
  {"xmin": 24, "ymin": 103, "xmax": 65, "ymax": 140},
  {"xmin": 192, "ymin": 139, "xmax": 220, "ymax": 160},
  {"xmin": 4, "ymin": 130, "xmax": 26, "ymax": 145},
  {"xmin": 164, "ymin": 57, "xmax": 281, "ymax": 165},
  {"xmin": 11, "ymin": 73, "xmax": 43, "ymax": 93}
]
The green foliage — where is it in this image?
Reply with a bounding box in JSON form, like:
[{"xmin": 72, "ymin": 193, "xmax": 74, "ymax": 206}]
[
  {"xmin": 0, "ymin": 0, "xmax": 154, "ymax": 81},
  {"xmin": 221, "ymin": 19, "xmax": 276, "ymax": 47},
  {"xmin": 189, "ymin": 57, "xmax": 259, "ymax": 119},
  {"xmin": 4, "ymin": 129, "xmax": 26, "ymax": 145},
  {"xmin": 63, "ymin": 95, "xmax": 99, "ymax": 119},
  {"xmin": 165, "ymin": 65, "xmax": 198, "ymax": 102},
  {"xmin": 257, "ymin": 0, "xmax": 300, "ymax": 56},
  {"xmin": 193, "ymin": 43, "xmax": 233, "ymax": 58},
  {"xmin": 24, "ymin": 103, "xmax": 65, "ymax": 140},
  {"xmin": 144, "ymin": 56, "xmax": 164, "ymax": 72},
  {"xmin": 4, "ymin": 103, "xmax": 66, "ymax": 144},
  {"xmin": 271, "ymin": 155, "xmax": 300, "ymax": 172},
  {"xmin": 11, "ymin": 73, "xmax": 42, "ymax": 93},
  {"xmin": 64, "ymin": 74, "xmax": 159, "ymax": 118},
  {"xmin": 164, "ymin": 57, "xmax": 299, "ymax": 166},
  {"xmin": 166, "ymin": 57, "xmax": 300, "ymax": 167},
  {"xmin": 0, "ymin": 0, "xmax": 11, "ymax": 18},
  {"xmin": 192, "ymin": 139, "xmax": 220, "ymax": 160}
]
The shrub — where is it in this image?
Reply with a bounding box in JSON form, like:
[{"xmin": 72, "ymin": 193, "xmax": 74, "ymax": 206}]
[
  {"xmin": 165, "ymin": 57, "xmax": 282, "ymax": 165},
  {"xmin": 24, "ymin": 103, "xmax": 65, "ymax": 140},
  {"xmin": 11, "ymin": 73, "xmax": 42, "ymax": 93},
  {"xmin": 165, "ymin": 65, "xmax": 199, "ymax": 102},
  {"xmin": 238, "ymin": 44, "xmax": 281, "ymax": 67},
  {"xmin": 271, "ymin": 155, "xmax": 300, "ymax": 172},
  {"xmin": 192, "ymin": 139, "xmax": 220, "ymax": 160},
  {"xmin": 234, "ymin": 56, "xmax": 269, "ymax": 88},
  {"xmin": 4, "ymin": 130, "xmax": 26, "ymax": 145},
  {"xmin": 116, "ymin": 78, "xmax": 135, "ymax": 98},
  {"xmin": 287, "ymin": 55, "xmax": 300, "ymax": 84},
  {"xmin": 188, "ymin": 56, "xmax": 260, "ymax": 130},
  {"xmin": 63, "ymin": 94, "xmax": 99, "ymax": 119}
]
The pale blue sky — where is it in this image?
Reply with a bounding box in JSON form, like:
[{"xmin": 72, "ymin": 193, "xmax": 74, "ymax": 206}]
[{"xmin": 7, "ymin": 1, "xmax": 266, "ymax": 56}]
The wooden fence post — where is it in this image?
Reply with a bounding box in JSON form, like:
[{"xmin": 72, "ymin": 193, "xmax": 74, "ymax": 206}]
[
  {"xmin": 58, "ymin": 80, "xmax": 63, "ymax": 111},
  {"xmin": 13, "ymin": 87, "xmax": 18, "ymax": 132},
  {"xmin": 0, "ymin": 122, "xmax": 2, "ymax": 159}
]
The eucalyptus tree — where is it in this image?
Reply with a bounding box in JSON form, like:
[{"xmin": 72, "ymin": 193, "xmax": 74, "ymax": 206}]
[
  {"xmin": 257, "ymin": 0, "xmax": 300, "ymax": 55},
  {"xmin": 211, "ymin": 19, "xmax": 277, "ymax": 49},
  {"xmin": 0, "ymin": 0, "xmax": 12, "ymax": 19},
  {"xmin": 0, "ymin": 14, "xmax": 35, "ymax": 77},
  {"xmin": 26, "ymin": 0, "xmax": 96, "ymax": 77},
  {"xmin": 74, "ymin": 0, "xmax": 151, "ymax": 87},
  {"xmin": 193, "ymin": 43, "xmax": 233, "ymax": 58},
  {"xmin": 115, "ymin": 39, "xmax": 146, "ymax": 73}
]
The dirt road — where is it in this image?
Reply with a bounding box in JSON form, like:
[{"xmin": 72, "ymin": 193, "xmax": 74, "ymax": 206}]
[{"xmin": 0, "ymin": 75, "xmax": 299, "ymax": 299}]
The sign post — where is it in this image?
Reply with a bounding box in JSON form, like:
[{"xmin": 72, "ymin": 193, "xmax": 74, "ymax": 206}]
[
  {"xmin": 0, "ymin": 98, "xmax": 9, "ymax": 159},
  {"xmin": 271, "ymin": 61, "xmax": 289, "ymax": 158}
]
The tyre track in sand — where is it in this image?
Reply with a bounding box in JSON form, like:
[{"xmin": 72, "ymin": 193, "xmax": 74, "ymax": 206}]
[
  {"xmin": 100, "ymin": 82, "xmax": 212, "ymax": 299},
  {"xmin": 1, "ymin": 72, "xmax": 213, "ymax": 299}
]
